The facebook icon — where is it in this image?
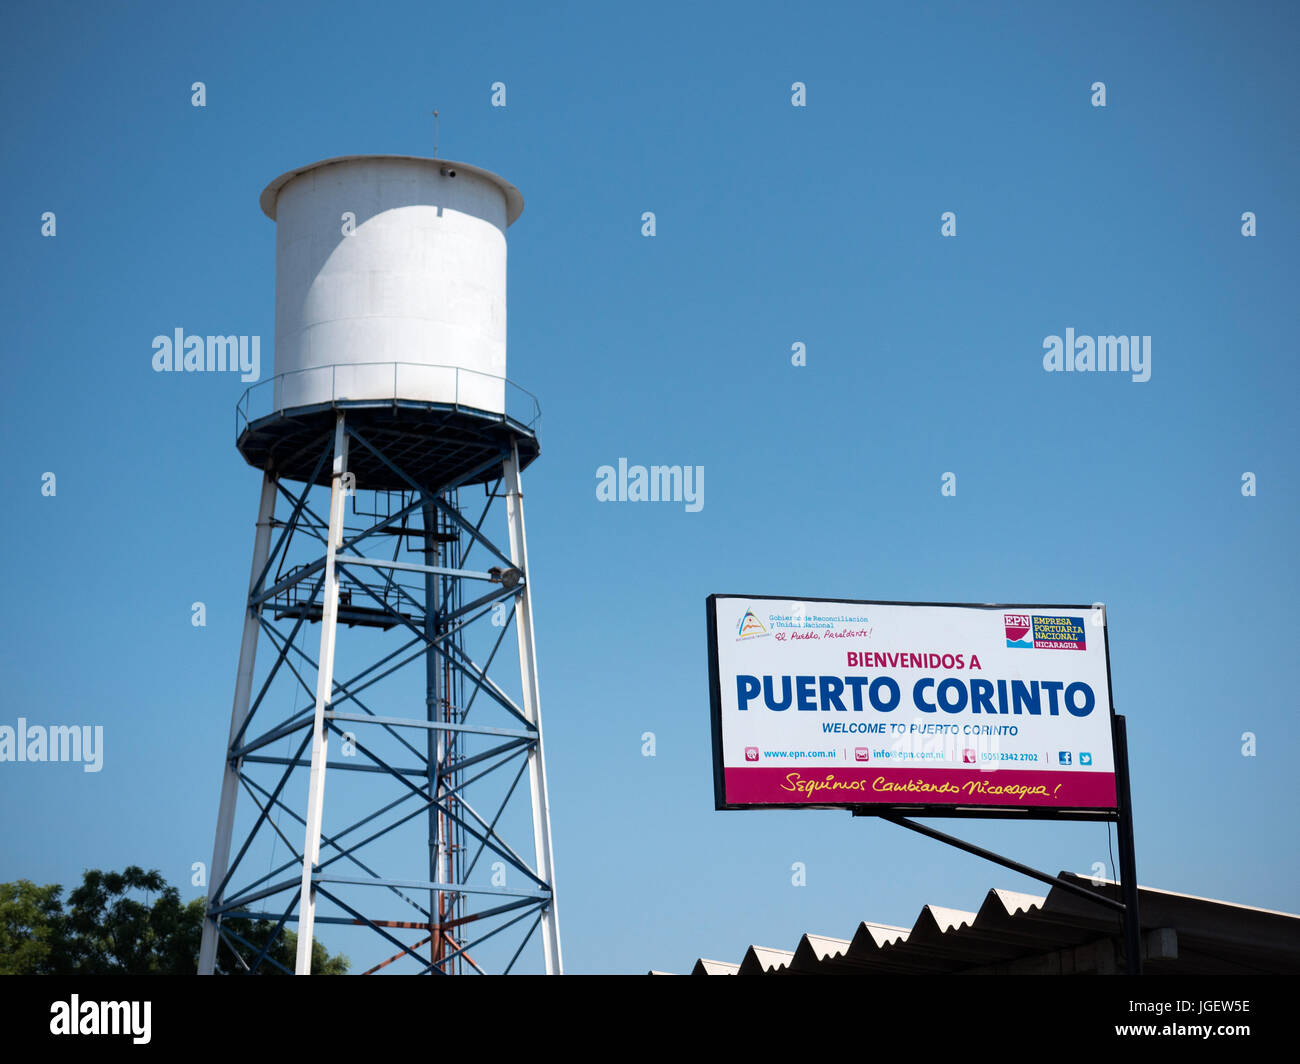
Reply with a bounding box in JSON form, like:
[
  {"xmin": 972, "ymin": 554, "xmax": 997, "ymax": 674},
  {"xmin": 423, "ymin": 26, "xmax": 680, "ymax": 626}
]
[{"xmin": 1058, "ymin": 751, "xmax": 1072, "ymax": 766}]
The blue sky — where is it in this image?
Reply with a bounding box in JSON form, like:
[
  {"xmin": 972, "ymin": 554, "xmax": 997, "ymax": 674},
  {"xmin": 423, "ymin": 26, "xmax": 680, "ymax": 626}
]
[{"xmin": 1, "ymin": 0, "xmax": 1297, "ymax": 974}]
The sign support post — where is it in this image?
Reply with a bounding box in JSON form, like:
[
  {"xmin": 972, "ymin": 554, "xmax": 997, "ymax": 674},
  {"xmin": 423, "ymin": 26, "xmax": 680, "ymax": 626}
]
[
  {"xmin": 861, "ymin": 812, "xmax": 1126, "ymax": 915},
  {"xmin": 1114, "ymin": 713, "xmax": 1142, "ymax": 975}
]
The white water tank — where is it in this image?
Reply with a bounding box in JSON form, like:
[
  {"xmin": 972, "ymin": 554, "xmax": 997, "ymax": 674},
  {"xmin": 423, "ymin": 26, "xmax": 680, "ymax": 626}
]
[{"xmin": 259, "ymin": 155, "xmax": 524, "ymax": 417}]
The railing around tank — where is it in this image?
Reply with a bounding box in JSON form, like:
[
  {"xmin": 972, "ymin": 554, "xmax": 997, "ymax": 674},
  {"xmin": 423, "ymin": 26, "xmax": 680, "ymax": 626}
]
[{"xmin": 235, "ymin": 362, "xmax": 541, "ymax": 439}]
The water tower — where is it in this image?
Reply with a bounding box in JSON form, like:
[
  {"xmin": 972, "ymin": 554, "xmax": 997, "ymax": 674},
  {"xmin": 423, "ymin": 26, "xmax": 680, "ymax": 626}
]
[{"xmin": 197, "ymin": 155, "xmax": 562, "ymax": 975}]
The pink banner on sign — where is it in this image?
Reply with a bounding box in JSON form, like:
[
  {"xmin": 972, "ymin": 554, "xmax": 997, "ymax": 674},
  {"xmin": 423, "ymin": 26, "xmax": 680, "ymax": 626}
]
[{"xmin": 724, "ymin": 767, "xmax": 1117, "ymax": 809}]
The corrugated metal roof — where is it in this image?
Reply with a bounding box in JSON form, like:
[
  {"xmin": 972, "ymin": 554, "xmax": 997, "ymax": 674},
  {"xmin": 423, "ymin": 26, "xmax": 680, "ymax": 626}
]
[{"xmin": 662, "ymin": 873, "xmax": 1300, "ymax": 975}]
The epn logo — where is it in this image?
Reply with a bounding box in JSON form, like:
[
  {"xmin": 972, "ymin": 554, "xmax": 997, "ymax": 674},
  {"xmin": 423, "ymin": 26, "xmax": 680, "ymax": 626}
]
[{"xmin": 1004, "ymin": 613, "xmax": 1033, "ymax": 648}]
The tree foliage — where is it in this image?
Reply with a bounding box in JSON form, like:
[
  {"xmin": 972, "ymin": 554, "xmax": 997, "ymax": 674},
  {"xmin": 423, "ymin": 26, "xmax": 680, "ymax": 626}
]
[
  {"xmin": 0, "ymin": 867, "xmax": 348, "ymax": 975},
  {"xmin": 0, "ymin": 879, "xmax": 68, "ymax": 975}
]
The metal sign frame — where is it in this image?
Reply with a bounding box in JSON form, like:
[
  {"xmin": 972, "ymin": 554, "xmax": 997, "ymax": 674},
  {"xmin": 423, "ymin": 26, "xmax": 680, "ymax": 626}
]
[
  {"xmin": 706, "ymin": 592, "xmax": 1144, "ymax": 974},
  {"xmin": 707, "ymin": 593, "xmax": 1120, "ymax": 821}
]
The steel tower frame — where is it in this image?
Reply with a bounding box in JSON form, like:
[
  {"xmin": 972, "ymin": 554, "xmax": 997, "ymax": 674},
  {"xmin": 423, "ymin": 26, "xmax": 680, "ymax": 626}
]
[{"xmin": 198, "ymin": 410, "xmax": 561, "ymax": 975}]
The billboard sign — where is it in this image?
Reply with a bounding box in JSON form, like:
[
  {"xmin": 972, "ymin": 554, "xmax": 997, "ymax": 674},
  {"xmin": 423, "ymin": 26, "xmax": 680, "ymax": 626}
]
[{"xmin": 707, "ymin": 595, "xmax": 1118, "ymax": 820}]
